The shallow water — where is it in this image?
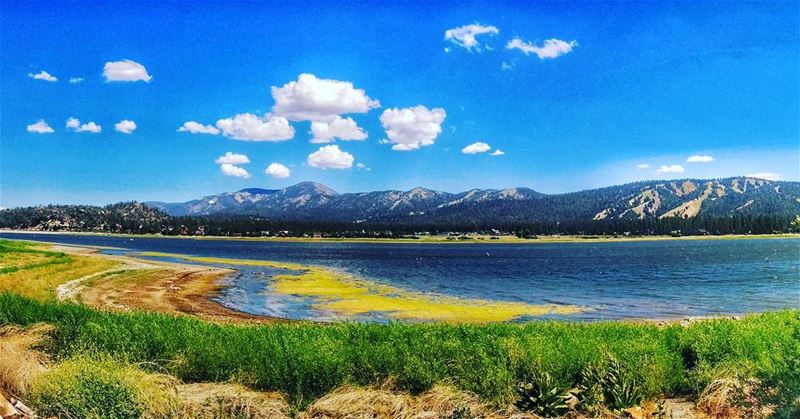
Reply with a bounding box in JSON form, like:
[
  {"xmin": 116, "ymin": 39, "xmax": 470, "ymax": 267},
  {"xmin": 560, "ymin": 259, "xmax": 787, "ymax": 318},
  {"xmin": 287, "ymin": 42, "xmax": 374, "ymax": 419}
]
[{"xmin": 2, "ymin": 232, "xmax": 799, "ymax": 321}]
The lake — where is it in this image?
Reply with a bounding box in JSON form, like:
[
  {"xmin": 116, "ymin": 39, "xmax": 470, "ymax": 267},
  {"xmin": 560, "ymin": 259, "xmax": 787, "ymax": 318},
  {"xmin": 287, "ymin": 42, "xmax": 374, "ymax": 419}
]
[{"xmin": 1, "ymin": 232, "xmax": 798, "ymax": 321}]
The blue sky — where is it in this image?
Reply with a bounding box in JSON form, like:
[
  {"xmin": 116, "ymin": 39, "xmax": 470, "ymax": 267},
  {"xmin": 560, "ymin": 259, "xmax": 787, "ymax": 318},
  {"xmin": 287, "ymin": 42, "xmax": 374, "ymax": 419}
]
[{"xmin": 1, "ymin": 0, "xmax": 798, "ymax": 207}]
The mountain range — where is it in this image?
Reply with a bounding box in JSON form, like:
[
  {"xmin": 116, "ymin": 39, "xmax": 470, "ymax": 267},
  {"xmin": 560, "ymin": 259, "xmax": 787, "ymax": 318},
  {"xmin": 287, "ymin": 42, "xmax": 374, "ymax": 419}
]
[{"xmin": 147, "ymin": 176, "xmax": 800, "ymax": 225}]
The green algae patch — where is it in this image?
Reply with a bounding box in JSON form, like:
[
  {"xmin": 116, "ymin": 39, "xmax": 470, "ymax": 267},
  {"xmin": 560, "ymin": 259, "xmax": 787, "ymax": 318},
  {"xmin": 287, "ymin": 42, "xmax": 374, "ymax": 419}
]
[{"xmin": 137, "ymin": 252, "xmax": 584, "ymax": 322}]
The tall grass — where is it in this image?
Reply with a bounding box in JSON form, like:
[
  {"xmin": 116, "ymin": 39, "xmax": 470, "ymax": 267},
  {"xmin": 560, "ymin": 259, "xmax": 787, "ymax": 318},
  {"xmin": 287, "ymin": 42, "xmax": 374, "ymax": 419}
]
[{"xmin": 0, "ymin": 293, "xmax": 797, "ymax": 410}]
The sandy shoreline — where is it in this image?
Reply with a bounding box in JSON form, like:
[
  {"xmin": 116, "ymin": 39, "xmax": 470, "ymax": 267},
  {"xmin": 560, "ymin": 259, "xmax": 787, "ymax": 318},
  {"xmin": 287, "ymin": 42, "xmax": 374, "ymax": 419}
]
[{"xmin": 48, "ymin": 243, "xmax": 283, "ymax": 323}]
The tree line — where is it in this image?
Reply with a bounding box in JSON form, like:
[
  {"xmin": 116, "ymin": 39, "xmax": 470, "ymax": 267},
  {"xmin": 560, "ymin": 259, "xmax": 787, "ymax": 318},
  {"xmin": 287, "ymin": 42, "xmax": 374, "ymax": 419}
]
[{"xmin": 1, "ymin": 203, "xmax": 797, "ymax": 238}]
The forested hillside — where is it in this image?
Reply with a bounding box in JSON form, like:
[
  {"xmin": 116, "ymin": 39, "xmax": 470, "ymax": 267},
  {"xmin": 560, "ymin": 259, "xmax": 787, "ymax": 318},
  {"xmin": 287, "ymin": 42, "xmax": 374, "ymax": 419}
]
[{"xmin": 2, "ymin": 177, "xmax": 799, "ymax": 236}]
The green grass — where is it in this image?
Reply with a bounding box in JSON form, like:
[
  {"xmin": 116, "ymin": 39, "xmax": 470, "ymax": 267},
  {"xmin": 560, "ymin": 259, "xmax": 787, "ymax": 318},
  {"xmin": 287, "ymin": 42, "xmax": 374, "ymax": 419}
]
[
  {"xmin": 28, "ymin": 354, "xmax": 180, "ymax": 419},
  {"xmin": 0, "ymin": 239, "xmax": 118, "ymax": 299},
  {"xmin": 0, "ymin": 293, "xmax": 797, "ymax": 413}
]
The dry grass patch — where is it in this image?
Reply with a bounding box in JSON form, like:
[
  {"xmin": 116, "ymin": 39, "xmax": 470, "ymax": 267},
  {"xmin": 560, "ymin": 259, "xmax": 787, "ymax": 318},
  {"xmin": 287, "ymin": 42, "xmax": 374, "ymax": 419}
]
[
  {"xmin": 695, "ymin": 376, "xmax": 774, "ymax": 419},
  {"xmin": 0, "ymin": 323, "xmax": 52, "ymax": 398},
  {"xmin": 176, "ymin": 382, "xmax": 290, "ymax": 418},
  {"xmin": 301, "ymin": 384, "xmax": 507, "ymax": 419}
]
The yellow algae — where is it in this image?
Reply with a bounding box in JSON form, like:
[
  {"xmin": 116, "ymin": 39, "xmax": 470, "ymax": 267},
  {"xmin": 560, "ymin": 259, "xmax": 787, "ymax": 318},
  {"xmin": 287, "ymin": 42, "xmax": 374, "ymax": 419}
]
[{"xmin": 137, "ymin": 252, "xmax": 584, "ymax": 322}]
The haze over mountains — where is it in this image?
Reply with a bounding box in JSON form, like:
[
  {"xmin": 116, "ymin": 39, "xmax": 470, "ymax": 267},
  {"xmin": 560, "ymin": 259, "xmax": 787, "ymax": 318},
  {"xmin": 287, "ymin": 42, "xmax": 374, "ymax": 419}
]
[{"xmin": 147, "ymin": 176, "xmax": 800, "ymax": 225}]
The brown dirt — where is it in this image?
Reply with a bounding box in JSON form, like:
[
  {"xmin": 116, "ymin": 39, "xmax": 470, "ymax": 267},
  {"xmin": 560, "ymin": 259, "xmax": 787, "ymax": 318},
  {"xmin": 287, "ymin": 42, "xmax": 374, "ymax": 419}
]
[{"xmin": 54, "ymin": 245, "xmax": 283, "ymax": 324}]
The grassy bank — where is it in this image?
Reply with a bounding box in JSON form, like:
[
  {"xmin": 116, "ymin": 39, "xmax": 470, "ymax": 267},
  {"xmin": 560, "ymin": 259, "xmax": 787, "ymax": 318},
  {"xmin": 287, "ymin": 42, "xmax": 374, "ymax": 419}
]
[
  {"xmin": 0, "ymin": 239, "xmax": 118, "ymax": 300},
  {"xmin": 0, "ymin": 293, "xmax": 798, "ymax": 416}
]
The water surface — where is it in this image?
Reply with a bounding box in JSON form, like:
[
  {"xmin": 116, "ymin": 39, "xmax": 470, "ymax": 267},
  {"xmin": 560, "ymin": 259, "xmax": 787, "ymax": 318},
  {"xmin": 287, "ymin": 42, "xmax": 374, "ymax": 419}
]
[{"xmin": 2, "ymin": 232, "xmax": 798, "ymax": 321}]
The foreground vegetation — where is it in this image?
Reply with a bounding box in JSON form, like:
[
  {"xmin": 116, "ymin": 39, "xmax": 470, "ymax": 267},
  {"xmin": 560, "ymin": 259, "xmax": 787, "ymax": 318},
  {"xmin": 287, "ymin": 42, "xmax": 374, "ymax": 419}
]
[
  {"xmin": 0, "ymin": 294, "xmax": 798, "ymax": 417},
  {"xmin": 1, "ymin": 239, "xmax": 798, "ymax": 417}
]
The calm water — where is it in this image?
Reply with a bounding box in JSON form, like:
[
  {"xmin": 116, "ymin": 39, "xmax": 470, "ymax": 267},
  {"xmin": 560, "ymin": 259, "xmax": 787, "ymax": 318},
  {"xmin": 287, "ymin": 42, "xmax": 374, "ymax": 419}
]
[{"xmin": 2, "ymin": 232, "xmax": 799, "ymax": 321}]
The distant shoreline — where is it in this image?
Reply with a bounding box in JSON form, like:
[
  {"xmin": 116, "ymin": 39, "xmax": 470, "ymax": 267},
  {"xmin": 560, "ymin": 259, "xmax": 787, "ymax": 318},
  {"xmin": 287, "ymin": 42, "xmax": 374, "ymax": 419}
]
[{"xmin": 2, "ymin": 228, "xmax": 798, "ymax": 244}]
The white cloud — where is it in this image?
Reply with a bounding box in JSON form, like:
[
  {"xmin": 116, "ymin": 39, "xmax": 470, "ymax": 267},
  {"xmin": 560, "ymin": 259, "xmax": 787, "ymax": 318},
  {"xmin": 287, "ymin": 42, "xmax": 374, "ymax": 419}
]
[
  {"xmin": 178, "ymin": 121, "xmax": 220, "ymax": 135},
  {"xmin": 65, "ymin": 117, "xmax": 101, "ymax": 133},
  {"xmin": 307, "ymin": 145, "xmax": 354, "ymax": 169},
  {"xmin": 219, "ymin": 163, "xmax": 251, "ymax": 178},
  {"xmin": 216, "ymin": 113, "xmax": 294, "ymax": 142},
  {"xmin": 461, "ymin": 141, "xmax": 491, "ymax": 154},
  {"xmin": 686, "ymin": 155, "xmax": 714, "ymax": 163},
  {"xmin": 27, "ymin": 119, "xmax": 54, "ymax": 134},
  {"xmin": 746, "ymin": 172, "xmax": 783, "ymax": 181},
  {"xmin": 656, "ymin": 164, "xmax": 685, "ymax": 174},
  {"xmin": 310, "ymin": 116, "xmax": 367, "ymax": 143},
  {"xmin": 271, "ymin": 73, "xmax": 380, "ymax": 121},
  {"xmin": 215, "ymin": 152, "xmax": 250, "ymax": 165},
  {"xmin": 501, "ymin": 61, "xmax": 513, "ymax": 71},
  {"xmin": 103, "ymin": 59, "xmax": 152, "ymax": 82},
  {"xmin": 69, "ymin": 77, "xmax": 84, "ymax": 84},
  {"xmin": 636, "ymin": 163, "xmax": 650, "ymax": 169},
  {"xmin": 114, "ymin": 120, "xmax": 137, "ymax": 134},
  {"xmin": 28, "ymin": 70, "xmax": 57, "ymax": 82},
  {"xmin": 444, "ymin": 23, "xmax": 499, "ymax": 51},
  {"xmin": 490, "ymin": 149, "xmax": 505, "ymax": 156},
  {"xmin": 265, "ymin": 163, "xmax": 291, "ymax": 179},
  {"xmin": 356, "ymin": 162, "xmax": 371, "ymax": 171},
  {"xmin": 380, "ymin": 105, "xmax": 447, "ymax": 151},
  {"xmin": 507, "ymin": 38, "xmax": 577, "ymax": 59}
]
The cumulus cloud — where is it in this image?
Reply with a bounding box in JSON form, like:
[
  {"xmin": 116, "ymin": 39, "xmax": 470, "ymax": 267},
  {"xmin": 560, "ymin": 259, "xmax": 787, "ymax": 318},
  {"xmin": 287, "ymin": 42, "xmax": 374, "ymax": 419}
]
[
  {"xmin": 746, "ymin": 172, "xmax": 783, "ymax": 181},
  {"xmin": 656, "ymin": 164, "xmax": 685, "ymax": 174},
  {"xmin": 490, "ymin": 149, "xmax": 505, "ymax": 156},
  {"xmin": 216, "ymin": 113, "xmax": 294, "ymax": 142},
  {"xmin": 271, "ymin": 73, "xmax": 380, "ymax": 121},
  {"xmin": 214, "ymin": 152, "xmax": 250, "ymax": 165},
  {"xmin": 66, "ymin": 117, "xmax": 101, "ymax": 133},
  {"xmin": 307, "ymin": 145, "xmax": 354, "ymax": 169},
  {"xmin": 265, "ymin": 162, "xmax": 291, "ymax": 178},
  {"xmin": 356, "ymin": 162, "xmax": 371, "ymax": 171},
  {"xmin": 69, "ymin": 77, "xmax": 84, "ymax": 84},
  {"xmin": 178, "ymin": 121, "xmax": 220, "ymax": 135},
  {"xmin": 28, "ymin": 70, "xmax": 57, "ymax": 82},
  {"xmin": 310, "ymin": 116, "xmax": 367, "ymax": 143},
  {"xmin": 462, "ymin": 141, "xmax": 491, "ymax": 154},
  {"xmin": 444, "ymin": 23, "xmax": 499, "ymax": 51},
  {"xmin": 380, "ymin": 105, "xmax": 446, "ymax": 151},
  {"xmin": 686, "ymin": 155, "xmax": 714, "ymax": 163},
  {"xmin": 103, "ymin": 59, "xmax": 152, "ymax": 82},
  {"xmin": 636, "ymin": 163, "xmax": 650, "ymax": 169},
  {"xmin": 114, "ymin": 120, "xmax": 137, "ymax": 134},
  {"xmin": 507, "ymin": 38, "xmax": 577, "ymax": 59},
  {"xmin": 219, "ymin": 163, "xmax": 250, "ymax": 178},
  {"xmin": 27, "ymin": 119, "xmax": 54, "ymax": 134}
]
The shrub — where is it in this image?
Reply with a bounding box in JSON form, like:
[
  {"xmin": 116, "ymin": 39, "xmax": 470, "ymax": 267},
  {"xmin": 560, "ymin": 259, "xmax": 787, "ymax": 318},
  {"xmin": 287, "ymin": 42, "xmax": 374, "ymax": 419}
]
[
  {"xmin": 575, "ymin": 354, "xmax": 645, "ymax": 413},
  {"xmin": 514, "ymin": 371, "xmax": 567, "ymax": 417},
  {"xmin": 28, "ymin": 355, "xmax": 179, "ymax": 418}
]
